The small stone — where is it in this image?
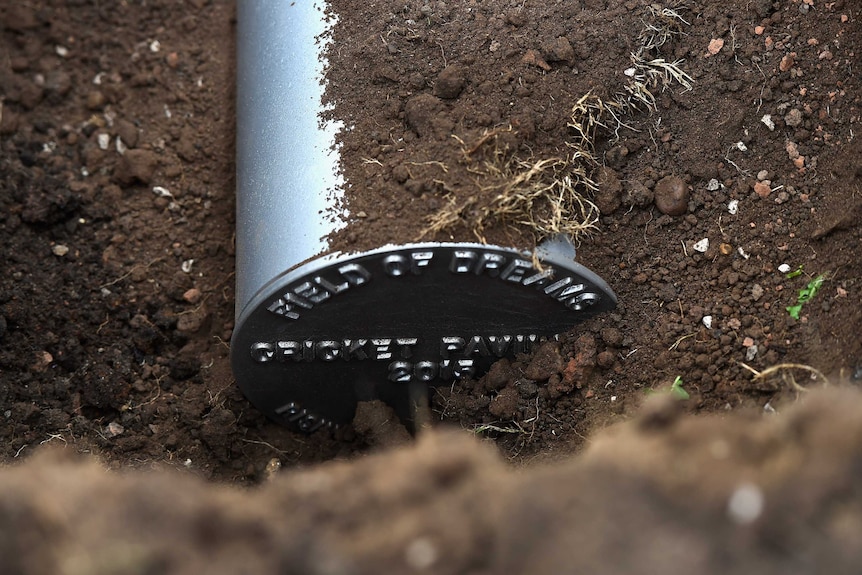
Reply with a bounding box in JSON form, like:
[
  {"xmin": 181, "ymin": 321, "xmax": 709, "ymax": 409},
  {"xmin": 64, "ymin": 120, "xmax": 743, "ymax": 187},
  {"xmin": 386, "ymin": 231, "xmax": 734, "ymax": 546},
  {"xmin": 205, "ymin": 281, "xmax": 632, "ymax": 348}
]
[
  {"xmin": 106, "ymin": 422, "xmax": 125, "ymax": 437},
  {"xmin": 433, "ymin": 65, "xmax": 466, "ymax": 99},
  {"xmin": 693, "ymin": 238, "xmax": 710, "ymax": 253},
  {"xmin": 653, "ymin": 175, "xmax": 689, "ymax": 216},
  {"xmin": 753, "ymin": 181, "xmax": 772, "ymax": 198},
  {"xmin": 32, "ymin": 351, "xmax": 53, "ymax": 373},
  {"xmin": 52, "ymin": 244, "xmax": 69, "ymax": 256},
  {"xmin": 761, "ymin": 114, "xmax": 775, "ymax": 131},
  {"xmin": 728, "ymin": 199, "xmax": 739, "ymax": 215},
  {"xmin": 707, "ymin": 38, "xmax": 724, "ymax": 55},
  {"xmin": 779, "ymin": 53, "xmax": 795, "ymax": 72},
  {"xmin": 542, "ymin": 36, "xmax": 575, "ymax": 63},
  {"xmin": 751, "ymin": 284, "xmax": 764, "ymax": 301},
  {"xmin": 522, "ymin": 49, "xmax": 551, "ymax": 71},
  {"xmin": 86, "ymin": 90, "xmax": 107, "ymax": 110},
  {"xmin": 702, "ymin": 316, "xmax": 713, "ymax": 329},
  {"xmin": 784, "ymin": 108, "xmax": 803, "ymax": 127},
  {"xmin": 778, "ymin": 264, "xmax": 792, "ymax": 274},
  {"xmin": 183, "ymin": 288, "xmax": 202, "ymax": 304}
]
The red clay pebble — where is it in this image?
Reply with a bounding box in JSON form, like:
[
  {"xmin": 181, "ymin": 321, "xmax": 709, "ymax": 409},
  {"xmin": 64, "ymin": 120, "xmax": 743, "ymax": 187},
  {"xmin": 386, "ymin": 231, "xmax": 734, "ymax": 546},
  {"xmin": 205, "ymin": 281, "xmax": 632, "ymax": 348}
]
[{"xmin": 653, "ymin": 176, "xmax": 689, "ymax": 216}]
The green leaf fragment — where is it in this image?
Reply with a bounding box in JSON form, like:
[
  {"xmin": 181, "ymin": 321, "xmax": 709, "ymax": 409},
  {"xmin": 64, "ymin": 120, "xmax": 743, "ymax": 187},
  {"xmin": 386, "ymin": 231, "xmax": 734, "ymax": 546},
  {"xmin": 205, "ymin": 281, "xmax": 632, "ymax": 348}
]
[
  {"xmin": 669, "ymin": 376, "xmax": 689, "ymax": 400},
  {"xmin": 787, "ymin": 274, "xmax": 826, "ymax": 319}
]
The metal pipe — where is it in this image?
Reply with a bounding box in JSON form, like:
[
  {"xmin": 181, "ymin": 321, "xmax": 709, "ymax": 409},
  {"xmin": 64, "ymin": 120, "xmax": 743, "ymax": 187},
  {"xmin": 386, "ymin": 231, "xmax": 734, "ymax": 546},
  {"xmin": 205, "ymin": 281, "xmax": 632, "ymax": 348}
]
[{"xmin": 232, "ymin": 1, "xmax": 617, "ymax": 432}]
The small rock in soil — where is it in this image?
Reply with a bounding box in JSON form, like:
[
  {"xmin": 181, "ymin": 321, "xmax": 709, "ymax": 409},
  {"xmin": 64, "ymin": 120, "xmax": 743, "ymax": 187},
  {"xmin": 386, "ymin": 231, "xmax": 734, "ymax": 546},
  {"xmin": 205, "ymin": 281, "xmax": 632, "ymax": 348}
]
[
  {"xmin": 114, "ymin": 149, "xmax": 159, "ymax": 185},
  {"xmin": 542, "ymin": 36, "xmax": 575, "ymax": 64},
  {"xmin": 433, "ymin": 65, "xmax": 466, "ymax": 99},
  {"xmin": 784, "ymin": 108, "xmax": 803, "ymax": 127},
  {"xmin": 653, "ymin": 176, "xmax": 689, "ymax": 216},
  {"xmin": 86, "ymin": 90, "xmax": 106, "ymax": 110},
  {"xmin": 753, "ymin": 181, "xmax": 772, "ymax": 198},
  {"xmin": 183, "ymin": 288, "xmax": 202, "ymax": 304}
]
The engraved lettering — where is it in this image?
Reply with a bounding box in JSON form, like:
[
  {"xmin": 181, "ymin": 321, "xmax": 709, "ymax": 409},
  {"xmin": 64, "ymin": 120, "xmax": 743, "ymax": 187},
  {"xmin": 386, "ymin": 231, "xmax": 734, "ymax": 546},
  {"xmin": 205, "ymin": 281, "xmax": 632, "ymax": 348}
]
[
  {"xmin": 275, "ymin": 403, "xmax": 302, "ymax": 419},
  {"xmin": 557, "ymin": 283, "xmax": 586, "ymax": 299},
  {"xmin": 338, "ymin": 263, "xmax": 371, "ymax": 286},
  {"xmin": 487, "ymin": 335, "xmax": 512, "ymax": 357},
  {"xmin": 383, "ymin": 254, "xmax": 409, "ymax": 277},
  {"xmin": 250, "ymin": 342, "xmax": 274, "ymax": 362},
  {"xmin": 544, "ymin": 277, "xmax": 574, "ymax": 297},
  {"xmin": 522, "ymin": 267, "xmax": 555, "ymax": 289},
  {"xmin": 464, "ymin": 335, "xmax": 491, "ymax": 357},
  {"xmin": 274, "ymin": 403, "xmax": 328, "ymax": 433},
  {"xmin": 343, "ymin": 339, "xmax": 370, "ymax": 360},
  {"xmin": 372, "ymin": 338, "xmax": 393, "ymax": 360},
  {"xmin": 440, "ymin": 336, "xmax": 465, "ymax": 358},
  {"xmin": 277, "ymin": 340, "xmax": 302, "ymax": 362},
  {"xmin": 414, "ymin": 361, "xmax": 438, "ymax": 382},
  {"xmin": 513, "ymin": 334, "xmax": 539, "ymax": 354},
  {"xmin": 302, "ymin": 340, "xmax": 315, "ymax": 362},
  {"xmin": 565, "ymin": 292, "xmax": 601, "ymax": 310},
  {"xmin": 314, "ymin": 275, "xmax": 348, "ymax": 295},
  {"xmin": 388, "ymin": 361, "xmax": 412, "ymax": 383},
  {"xmin": 501, "ymin": 259, "xmax": 533, "ymax": 283},
  {"xmin": 450, "ymin": 251, "xmax": 478, "ymax": 273},
  {"xmin": 267, "ymin": 291, "xmax": 313, "ymax": 320},
  {"xmin": 315, "ymin": 340, "xmax": 341, "ymax": 361},
  {"xmin": 439, "ymin": 358, "xmax": 475, "ymax": 380},
  {"xmin": 475, "ymin": 253, "xmax": 507, "ymax": 277},
  {"xmin": 296, "ymin": 412, "xmax": 325, "ymax": 433},
  {"xmin": 396, "ymin": 338, "xmax": 418, "ymax": 358},
  {"xmin": 411, "ymin": 251, "xmax": 434, "ymax": 274},
  {"xmin": 294, "ymin": 281, "xmax": 331, "ymax": 305}
]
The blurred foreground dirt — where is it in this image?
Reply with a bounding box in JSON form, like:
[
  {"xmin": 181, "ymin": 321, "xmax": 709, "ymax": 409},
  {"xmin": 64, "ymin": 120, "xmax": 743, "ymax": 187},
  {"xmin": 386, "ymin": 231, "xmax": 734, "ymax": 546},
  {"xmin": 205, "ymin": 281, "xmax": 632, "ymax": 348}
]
[{"xmin": 3, "ymin": 388, "xmax": 862, "ymax": 575}]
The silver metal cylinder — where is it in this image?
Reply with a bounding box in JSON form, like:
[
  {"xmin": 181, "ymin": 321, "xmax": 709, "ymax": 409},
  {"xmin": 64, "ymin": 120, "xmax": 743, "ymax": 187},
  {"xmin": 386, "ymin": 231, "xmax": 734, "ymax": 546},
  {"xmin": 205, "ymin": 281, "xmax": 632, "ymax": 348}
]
[{"xmin": 232, "ymin": 1, "xmax": 617, "ymax": 432}]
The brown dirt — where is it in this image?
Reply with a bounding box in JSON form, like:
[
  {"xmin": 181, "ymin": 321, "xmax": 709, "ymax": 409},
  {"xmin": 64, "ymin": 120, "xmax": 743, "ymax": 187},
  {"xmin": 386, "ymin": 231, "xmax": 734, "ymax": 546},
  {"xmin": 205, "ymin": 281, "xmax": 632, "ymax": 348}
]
[{"xmin": 1, "ymin": 0, "xmax": 861, "ymax": 571}]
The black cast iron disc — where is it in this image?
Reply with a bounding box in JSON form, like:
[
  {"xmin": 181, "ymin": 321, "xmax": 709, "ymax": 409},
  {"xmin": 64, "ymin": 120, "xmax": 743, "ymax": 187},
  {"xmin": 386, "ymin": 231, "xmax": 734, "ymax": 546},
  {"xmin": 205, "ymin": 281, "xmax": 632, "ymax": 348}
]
[{"xmin": 231, "ymin": 241, "xmax": 616, "ymax": 432}]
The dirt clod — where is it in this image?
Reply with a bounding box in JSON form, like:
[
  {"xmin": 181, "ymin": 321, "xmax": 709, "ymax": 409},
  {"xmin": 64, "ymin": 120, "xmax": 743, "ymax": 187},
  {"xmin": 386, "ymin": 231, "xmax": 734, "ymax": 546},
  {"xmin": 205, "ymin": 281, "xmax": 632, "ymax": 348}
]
[
  {"xmin": 114, "ymin": 149, "xmax": 159, "ymax": 185},
  {"xmin": 433, "ymin": 65, "xmax": 466, "ymax": 99}
]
